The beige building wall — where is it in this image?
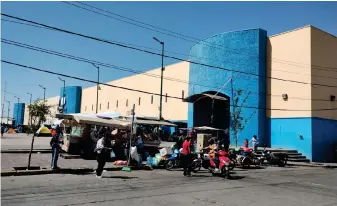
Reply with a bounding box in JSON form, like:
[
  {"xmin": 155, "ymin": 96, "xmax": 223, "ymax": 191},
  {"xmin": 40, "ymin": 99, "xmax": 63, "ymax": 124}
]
[
  {"xmin": 267, "ymin": 26, "xmax": 312, "ymax": 118},
  {"xmin": 311, "ymin": 27, "xmax": 337, "ymax": 120},
  {"xmin": 23, "ymin": 96, "xmax": 60, "ymax": 125},
  {"xmin": 81, "ymin": 61, "xmax": 190, "ymax": 121}
]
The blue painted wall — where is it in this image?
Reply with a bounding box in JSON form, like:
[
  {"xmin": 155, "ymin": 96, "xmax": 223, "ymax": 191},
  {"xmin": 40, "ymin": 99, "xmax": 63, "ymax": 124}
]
[
  {"xmin": 188, "ymin": 29, "xmax": 267, "ymax": 146},
  {"xmin": 270, "ymin": 117, "xmax": 337, "ymax": 162},
  {"xmin": 60, "ymin": 86, "xmax": 82, "ymax": 114},
  {"xmin": 312, "ymin": 118, "xmax": 337, "ymax": 162},
  {"xmin": 270, "ymin": 118, "xmax": 312, "ymax": 160},
  {"xmin": 13, "ymin": 103, "xmax": 25, "ymax": 127}
]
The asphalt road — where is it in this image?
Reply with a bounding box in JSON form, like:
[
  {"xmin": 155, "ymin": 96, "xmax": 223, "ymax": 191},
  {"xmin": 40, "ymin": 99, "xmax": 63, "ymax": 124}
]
[{"xmin": 2, "ymin": 167, "xmax": 337, "ymax": 206}]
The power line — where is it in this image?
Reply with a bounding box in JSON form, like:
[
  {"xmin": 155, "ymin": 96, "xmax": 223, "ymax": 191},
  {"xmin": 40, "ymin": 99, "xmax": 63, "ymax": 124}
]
[
  {"xmin": 67, "ymin": 1, "xmax": 337, "ymax": 71},
  {"xmin": 2, "ymin": 13, "xmax": 337, "ymax": 89},
  {"xmin": 2, "ymin": 60, "xmax": 337, "ymax": 112},
  {"xmin": 3, "ymin": 17, "xmax": 337, "ymax": 76},
  {"xmin": 2, "ymin": 38, "xmax": 333, "ymax": 102}
]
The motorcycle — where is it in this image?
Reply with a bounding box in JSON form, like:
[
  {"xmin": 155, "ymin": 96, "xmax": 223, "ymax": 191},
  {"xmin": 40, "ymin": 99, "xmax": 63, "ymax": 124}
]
[
  {"xmin": 228, "ymin": 149, "xmax": 237, "ymax": 170},
  {"xmin": 165, "ymin": 150, "xmax": 180, "ymax": 170},
  {"xmin": 259, "ymin": 149, "xmax": 288, "ymax": 167},
  {"xmin": 209, "ymin": 150, "xmax": 231, "ymax": 179},
  {"xmin": 236, "ymin": 148, "xmax": 261, "ymax": 168},
  {"xmin": 166, "ymin": 150, "xmax": 202, "ymax": 172}
]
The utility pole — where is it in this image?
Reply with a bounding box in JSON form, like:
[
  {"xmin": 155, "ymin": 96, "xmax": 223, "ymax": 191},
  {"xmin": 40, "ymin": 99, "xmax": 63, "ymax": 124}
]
[
  {"xmin": 153, "ymin": 37, "xmax": 165, "ymax": 120},
  {"xmin": 58, "ymin": 77, "xmax": 66, "ymax": 113},
  {"xmin": 1, "ymin": 103, "xmax": 4, "ymax": 127},
  {"xmin": 91, "ymin": 63, "xmax": 100, "ymax": 114},
  {"xmin": 14, "ymin": 96, "xmax": 20, "ymax": 127},
  {"xmin": 27, "ymin": 93, "xmax": 32, "ymax": 126},
  {"xmin": 5, "ymin": 100, "xmax": 10, "ymax": 125},
  {"xmin": 39, "ymin": 85, "xmax": 46, "ymax": 102}
]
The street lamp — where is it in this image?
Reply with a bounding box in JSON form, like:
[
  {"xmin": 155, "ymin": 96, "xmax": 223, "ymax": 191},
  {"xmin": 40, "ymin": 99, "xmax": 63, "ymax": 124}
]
[
  {"xmin": 91, "ymin": 63, "xmax": 100, "ymax": 114},
  {"xmin": 14, "ymin": 96, "xmax": 20, "ymax": 127},
  {"xmin": 153, "ymin": 37, "xmax": 165, "ymax": 120},
  {"xmin": 27, "ymin": 93, "xmax": 32, "ymax": 126},
  {"xmin": 38, "ymin": 85, "xmax": 46, "ymax": 102},
  {"xmin": 58, "ymin": 77, "xmax": 66, "ymax": 113}
]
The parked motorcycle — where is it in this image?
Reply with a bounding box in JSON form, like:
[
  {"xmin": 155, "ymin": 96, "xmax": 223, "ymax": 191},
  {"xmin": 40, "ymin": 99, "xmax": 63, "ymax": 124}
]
[
  {"xmin": 259, "ymin": 149, "xmax": 288, "ymax": 167},
  {"xmin": 209, "ymin": 150, "xmax": 230, "ymax": 179},
  {"xmin": 166, "ymin": 151, "xmax": 202, "ymax": 172},
  {"xmin": 236, "ymin": 148, "xmax": 261, "ymax": 168},
  {"xmin": 165, "ymin": 150, "xmax": 180, "ymax": 170}
]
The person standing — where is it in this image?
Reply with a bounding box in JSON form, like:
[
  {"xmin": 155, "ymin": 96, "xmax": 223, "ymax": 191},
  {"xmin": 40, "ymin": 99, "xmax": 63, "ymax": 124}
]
[
  {"xmin": 181, "ymin": 137, "xmax": 192, "ymax": 176},
  {"xmin": 94, "ymin": 132, "xmax": 112, "ymax": 178},
  {"xmin": 1, "ymin": 124, "xmax": 4, "ymax": 137},
  {"xmin": 249, "ymin": 135, "xmax": 259, "ymax": 152},
  {"xmin": 50, "ymin": 125, "xmax": 63, "ymax": 170}
]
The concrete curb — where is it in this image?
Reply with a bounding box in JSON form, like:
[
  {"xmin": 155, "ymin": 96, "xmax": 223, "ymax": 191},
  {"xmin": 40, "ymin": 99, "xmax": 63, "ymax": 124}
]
[
  {"xmin": 288, "ymin": 162, "xmax": 337, "ymax": 169},
  {"xmin": 1, "ymin": 166, "xmax": 127, "ymax": 177}
]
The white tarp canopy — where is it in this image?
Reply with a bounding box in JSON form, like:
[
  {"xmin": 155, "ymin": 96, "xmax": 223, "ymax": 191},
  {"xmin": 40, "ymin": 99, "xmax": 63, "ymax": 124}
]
[
  {"xmin": 193, "ymin": 126, "xmax": 224, "ymax": 131},
  {"xmin": 72, "ymin": 115, "xmax": 130, "ymax": 128},
  {"xmin": 55, "ymin": 113, "xmax": 130, "ymax": 128},
  {"xmin": 134, "ymin": 119, "xmax": 177, "ymax": 127}
]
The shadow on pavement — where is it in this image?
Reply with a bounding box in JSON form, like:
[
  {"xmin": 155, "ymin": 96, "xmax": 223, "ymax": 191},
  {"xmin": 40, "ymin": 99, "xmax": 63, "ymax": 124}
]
[
  {"xmin": 102, "ymin": 176, "xmax": 138, "ymax": 179},
  {"xmin": 228, "ymin": 175, "xmax": 246, "ymax": 180}
]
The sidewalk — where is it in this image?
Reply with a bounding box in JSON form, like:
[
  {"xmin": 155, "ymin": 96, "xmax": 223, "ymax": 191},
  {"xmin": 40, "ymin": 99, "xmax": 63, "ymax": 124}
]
[{"xmin": 1, "ymin": 153, "xmax": 127, "ymax": 176}]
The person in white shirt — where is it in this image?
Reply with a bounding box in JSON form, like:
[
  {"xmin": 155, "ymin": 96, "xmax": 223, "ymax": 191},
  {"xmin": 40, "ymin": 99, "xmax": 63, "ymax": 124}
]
[
  {"xmin": 94, "ymin": 129, "xmax": 112, "ymax": 178},
  {"xmin": 249, "ymin": 135, "xmax": 259, "ymax": 152}
]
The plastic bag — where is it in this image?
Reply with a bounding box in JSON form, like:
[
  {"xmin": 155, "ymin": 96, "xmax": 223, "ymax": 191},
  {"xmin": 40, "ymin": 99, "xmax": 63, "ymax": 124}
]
[
  {"xmin": 110, "ymin": 150, "xmax": 116, "ymax": 158},
  {"xmin": 130, "ymin": 146, "xmax": 139, "ymax": 162}
]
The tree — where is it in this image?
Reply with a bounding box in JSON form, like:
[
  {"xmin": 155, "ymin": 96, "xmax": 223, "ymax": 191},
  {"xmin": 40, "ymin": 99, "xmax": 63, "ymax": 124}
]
[
  {"xmin": 230, "ymin": 89, "xmax": 255, "ymax": 147},
  {"xmin": 27, "ymin": 99, "xmax": 52, "ymax": 168}
]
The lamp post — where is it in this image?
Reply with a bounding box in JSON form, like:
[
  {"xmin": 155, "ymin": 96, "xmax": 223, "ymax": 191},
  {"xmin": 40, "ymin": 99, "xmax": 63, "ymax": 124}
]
[
  {"xmin": 14, "ymin": 96, "xmax": 20, "ymax": 127},
  {"xmin": 91, "ymin": 63, "xmax": 100, "ymax": 114},
  {"xmin": 4, "ymin": 100, "xmax": 10, "ymax": 124},
  {"xmin": 27, "ymin": 93, "xmax": 32, "ymax": 126},
  {"xmin": 153, "ymin": 37, "xmax": 165, "ymax": 120},
  {"xmin": 38, "ymin": 85, "xmax": 46, "ymax": 102},
  {"xmin": 58, "ymin": 77, "xmax": 66, "ymax": 113}
]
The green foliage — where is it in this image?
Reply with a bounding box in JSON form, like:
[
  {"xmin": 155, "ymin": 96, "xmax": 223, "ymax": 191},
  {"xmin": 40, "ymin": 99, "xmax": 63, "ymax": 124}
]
[{"xmin": 27, "ymin": 100, "xmax": 52, "ymax": 127}]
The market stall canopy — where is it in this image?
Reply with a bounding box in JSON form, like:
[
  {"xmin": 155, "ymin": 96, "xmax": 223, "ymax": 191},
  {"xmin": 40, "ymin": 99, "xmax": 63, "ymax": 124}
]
[
  {"xmin": 183, "ymin": 93, "xmax": 228, "ymax": 103},
  {"xmin": 96, "ymin": 111, "xmax": 121, "ymax": 119},
  {"xmin": 72, "ymin": 116, "xmax": 130, "ymax": 128},
  {"xmin": 134, "ymin": 119, "xmax": 177, "ymax": 127},
  {"xmin": 193, "ymin": 126, "xmax": 225, "ymax": 131}
]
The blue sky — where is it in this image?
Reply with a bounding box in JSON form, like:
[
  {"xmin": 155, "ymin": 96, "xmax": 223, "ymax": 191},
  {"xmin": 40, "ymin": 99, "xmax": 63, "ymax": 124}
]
[{"xmin": 1, "ymin": 1, "xmax": 337, "ymax": 116}]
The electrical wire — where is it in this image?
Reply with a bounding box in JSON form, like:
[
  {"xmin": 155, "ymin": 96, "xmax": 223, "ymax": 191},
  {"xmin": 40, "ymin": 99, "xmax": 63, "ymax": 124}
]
[
  {"xmin": 3, "ymin": 18, "xmax": 337, "ymax": 76},
  {"xmin": 2, "ymin": 60, "xmax": 337, "ymax": 112},
  {"xmin": 2, "ymin": 13, "xmax": 337, "ymax": 89},
  {"xmin": 67, "ymin": 1, "xmax": 337, "ymax": 71},
  {"xmin": 2, "ymin": 38, "xmax": 333, "ymax": 102}
]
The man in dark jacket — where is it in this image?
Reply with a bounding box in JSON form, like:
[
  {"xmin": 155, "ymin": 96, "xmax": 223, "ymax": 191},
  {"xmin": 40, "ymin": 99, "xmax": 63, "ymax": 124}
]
[{"xmin": 50, "ymin": 125, "xmax": 63, "ymax": 170}]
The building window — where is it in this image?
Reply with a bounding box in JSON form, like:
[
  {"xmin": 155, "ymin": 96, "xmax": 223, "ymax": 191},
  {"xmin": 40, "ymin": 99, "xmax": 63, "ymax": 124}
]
[
  {"xmin": 116, "ymin": 100, "xmax": 118, "ymax": 108},
  {"xmin": 151, "ymin": 95, "xmax": 153, "ymax": 104},
  {"xmin": 182, "ymin": 90, "xmax": 185, "ymax": 99},
  {"xmin": 92, "ymin": 105, "xmax": 93, "ymax": 111},
  {"xmin": 126, "ymin": 99, "xmax": 128, "ymax": 107},
  {"xmin": 99, "ymin": 103, "xmax": 101, "ymax": 110},
  {"xmin": 107, "ymin": 102, "xmax": 110, "ymax": 109},
  {"xmin": 165, "ymin": 93, "xmax": 168, "ymax": 103},
  {"xmin": 138, "ymin": 97, "xmax": 141, "ymax": 105}
]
